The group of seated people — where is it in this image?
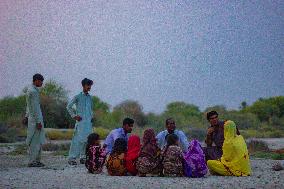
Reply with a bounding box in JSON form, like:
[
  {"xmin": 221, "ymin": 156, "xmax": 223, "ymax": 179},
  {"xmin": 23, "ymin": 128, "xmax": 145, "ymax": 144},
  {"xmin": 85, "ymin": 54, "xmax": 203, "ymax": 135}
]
[{"xmin": 84, "ymin": 111, "xmax": 252, "ymax": 177}]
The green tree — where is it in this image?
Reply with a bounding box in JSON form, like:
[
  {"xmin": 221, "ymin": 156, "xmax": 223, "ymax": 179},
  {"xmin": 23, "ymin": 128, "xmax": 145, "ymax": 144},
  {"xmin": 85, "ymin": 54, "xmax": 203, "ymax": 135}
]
[
  {"xmin": 244, "ymin": 96, "xmax": 284, "ymax": 123},
  {"xmin": 113, "ymin": 100, "xmax": 146, "ymax": 127},
  {"xmin": 163, "ymin": 101, "xmax": 203, "ymax": 128}
]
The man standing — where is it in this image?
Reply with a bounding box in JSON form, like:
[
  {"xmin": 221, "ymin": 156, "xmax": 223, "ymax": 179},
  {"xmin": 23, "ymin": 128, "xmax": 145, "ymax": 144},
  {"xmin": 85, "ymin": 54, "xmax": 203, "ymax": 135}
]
[
  {"xmin": 25, "ymin": 73, "xmax": 45, "ymax": 167},
  {"xmin": 156, "ymin": 118, "xmax": 189, "ymax": 152},
  {"xmin": 103, "ymin": 118, "xmax": 134, "ymax": 154},
  {"xmin": 67, "ymin": 78, "xmax": 94, "ymax": 165}
]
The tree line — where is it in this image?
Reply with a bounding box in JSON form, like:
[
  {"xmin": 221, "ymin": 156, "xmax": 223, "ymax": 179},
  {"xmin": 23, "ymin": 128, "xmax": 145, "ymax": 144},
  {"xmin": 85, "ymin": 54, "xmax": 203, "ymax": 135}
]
[{"xmin": 0, "ymin": 81, "xmax": 283, "ymax": 142}]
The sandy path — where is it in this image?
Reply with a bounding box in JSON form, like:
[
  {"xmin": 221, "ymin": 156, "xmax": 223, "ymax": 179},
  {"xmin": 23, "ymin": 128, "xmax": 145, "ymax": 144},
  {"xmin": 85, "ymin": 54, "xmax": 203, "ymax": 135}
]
[{"xmin": 0, "ymin": 154, "xmax": 283, "ymax": 189}]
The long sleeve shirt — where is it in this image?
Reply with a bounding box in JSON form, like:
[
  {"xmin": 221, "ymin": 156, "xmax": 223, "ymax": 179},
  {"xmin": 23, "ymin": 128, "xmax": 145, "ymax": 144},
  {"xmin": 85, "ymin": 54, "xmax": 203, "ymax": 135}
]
[
  {"xmin": 156, "ymin": 129, "xmax": 189, "ymax": 152},
  {"xmin": 104, "ymin": 128, "xmax": 128, "ymax": 154}
]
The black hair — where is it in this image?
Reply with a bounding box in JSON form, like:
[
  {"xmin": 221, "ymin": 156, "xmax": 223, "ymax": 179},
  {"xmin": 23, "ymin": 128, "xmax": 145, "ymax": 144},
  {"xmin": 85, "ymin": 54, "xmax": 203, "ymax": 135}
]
[
  {"xmin": 165, "ymin": 133, "xmax": 179, "ymax": 146},
  {"xmin": 165, "ymin": 118, "xmax": 175, "ymax": 125},
  {"xmin": 81, "ymin": 78, "xmax": 93, "ymax": 86},
  {"xmin": 33, "ymin": 73, "xmax": 44, "ymax": 82},
  {"xmin": 123, "ymin": 117, "xmax": 134, "ymax": 126},
  {"xmin": 85, "ymin": 133, "xmax": 100, "ymax": 154},
  {"xmin": 206, "ymin": 111, "xmax": 218, "ymax": 120},
  {"xmin": 111, "ymin": 138, "xmax": 127, "ymax": 155}
]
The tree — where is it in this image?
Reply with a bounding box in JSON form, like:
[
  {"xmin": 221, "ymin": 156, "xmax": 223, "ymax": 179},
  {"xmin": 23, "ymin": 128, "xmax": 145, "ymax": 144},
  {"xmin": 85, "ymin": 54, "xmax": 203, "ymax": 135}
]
[
  {"xmin": 240, "ymin": 101, "xmax": 248, "ymax": 110},
  {"xmin": 113, "ymin": 100, "xmax": 146, "ymax": 127},
  {"xmin": 163, "ymin": 101, "xmax": 202, "ymax": 127},
  {"xmin": 244, "ymin": 96, "xmax": 284, "ymax": 123},
  {"xmin": 40, "ymin": 81, "xmax": 72, "ymax": 128},
  {"xmin": 40, "ymin": 80, "xmax": 68, "ymax": 102}
]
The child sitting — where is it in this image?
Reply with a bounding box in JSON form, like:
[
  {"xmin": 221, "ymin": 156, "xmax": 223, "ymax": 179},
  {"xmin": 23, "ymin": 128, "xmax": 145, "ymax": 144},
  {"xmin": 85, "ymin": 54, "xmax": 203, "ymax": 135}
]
[
  {"xmin": 85, "ymin": 133, "xmax": 107, "ymax": 174},
  {"xmin": 106, "ymin": 138, "xmax": 127, "ymax": 176},
  {"xmin": 125, "ymin": 135, "xmax": 141, "ymax": 176},
  {"xmin": 183, "ymin": 139, "xmax": 208, "ymax": 177},
  {"xmin": 162, "ymin": 133, "xmax": 184, "ymax": 177}
]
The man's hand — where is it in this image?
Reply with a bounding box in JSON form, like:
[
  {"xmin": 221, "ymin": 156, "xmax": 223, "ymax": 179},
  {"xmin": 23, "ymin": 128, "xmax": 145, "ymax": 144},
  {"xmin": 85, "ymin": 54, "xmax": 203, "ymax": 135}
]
[
  {"xmin": 36, "ymin": 123, "xmax": 42, "ymax": 130},
  {"xmin": 207, "ymin": 127, "xmax": 215, "ymax": 135},
  {"xmin": 74, "ymin": 116, "xmax": 82, "ymax": 122}
]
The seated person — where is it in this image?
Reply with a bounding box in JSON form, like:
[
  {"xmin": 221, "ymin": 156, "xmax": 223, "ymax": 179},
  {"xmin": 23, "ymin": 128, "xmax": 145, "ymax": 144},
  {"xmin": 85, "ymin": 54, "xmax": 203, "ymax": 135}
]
[
  {"xmin": 156, "ymin": 118, "xmax": 189, "ymax": 152},
  {"xmin": 85, "ymin": 133, "xmax": 107, "ymax": 174},
  {"xmin": 125, "ymin": 135, "xmax": 141, "ymax": 176},
  {"xmin": 183, "ymin": 139, "xmax": 208, "ymax": 177},
  {"xmin": 207, "ymin": 120, "xmax": 251, "ymax": 176},
  {"xmin": 203, "ymin": 111, "xmax": 239, "ymax": 161},
  {"xmin": 103, "ymin": 118, "xmax": 134, "ymax": 154},
  {"xmin": 106, "ymin": 138, "xmax": 127, "ymax": 176},
  {"xmin": 136, "ymin": 129, "xmax": 162, "ymax": 176},
  {"xmin": 162, "ymin": 134, "xmax": 184, "ymax": 177}
]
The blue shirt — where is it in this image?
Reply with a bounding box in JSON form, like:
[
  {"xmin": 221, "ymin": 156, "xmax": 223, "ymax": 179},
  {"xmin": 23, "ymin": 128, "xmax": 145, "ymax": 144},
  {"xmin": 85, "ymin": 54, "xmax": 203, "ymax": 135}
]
[
  {"xmin": 156, "ymin": 130, "xmax": 189, "ymax": 152},
  {"xmin": 104, "ymin": 128, "xmax": 128, "ymax": 154},
  {"xmin": 67, "ymin": 92, "xmax": 93, "ymax": 142}
]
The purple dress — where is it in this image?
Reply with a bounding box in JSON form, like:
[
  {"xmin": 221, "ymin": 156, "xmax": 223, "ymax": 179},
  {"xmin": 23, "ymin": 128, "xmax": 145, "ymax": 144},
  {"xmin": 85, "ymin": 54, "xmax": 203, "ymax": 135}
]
[{"xmin": 183, "ymin": 140, "xmax": 208, "ymax": 177}]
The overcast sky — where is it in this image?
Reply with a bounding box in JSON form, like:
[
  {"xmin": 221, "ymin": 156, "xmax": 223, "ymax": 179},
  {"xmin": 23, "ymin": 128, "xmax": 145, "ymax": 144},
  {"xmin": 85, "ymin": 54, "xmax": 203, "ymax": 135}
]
[{"xmin": 0, "ymin": 0, "xmax": 283, "ymax": 113}]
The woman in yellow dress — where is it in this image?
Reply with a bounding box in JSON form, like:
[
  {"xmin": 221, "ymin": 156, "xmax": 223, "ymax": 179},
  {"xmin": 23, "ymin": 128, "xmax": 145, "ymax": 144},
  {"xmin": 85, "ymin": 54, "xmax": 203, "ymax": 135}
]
[{"xmin": 207, "ymin": 120, "xmax": 251, "ymax": 176}]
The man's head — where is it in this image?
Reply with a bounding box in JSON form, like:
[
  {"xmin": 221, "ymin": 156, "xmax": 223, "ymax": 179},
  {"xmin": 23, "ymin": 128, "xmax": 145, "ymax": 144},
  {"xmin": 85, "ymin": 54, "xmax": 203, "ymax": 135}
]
[
  {"xmin": 33, "ymin": 73, "xmax": 44, "ymax": 87},
  {"xmin": 81, "ymin": 78, "xmax": 93, "ymax": 93},
  {"xmin": 165, "ymin": 118, "xmax": 176, "ymax": 134},
  {"xmin": 207, "ymin": 111, "xmax": 219, "ymax": 126},
  {"xmin": 122, "ymin": 117, "xmax": 134, "ymax": 133}
]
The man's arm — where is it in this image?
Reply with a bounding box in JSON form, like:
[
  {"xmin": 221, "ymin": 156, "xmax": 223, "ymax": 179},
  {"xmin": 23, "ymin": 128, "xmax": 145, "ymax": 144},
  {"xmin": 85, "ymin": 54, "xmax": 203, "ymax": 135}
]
[
  {"xmin": 67, "ymin": 95, "xmax": 78, "ymax": 118},
  {"xmin": 103, "ymin": 131, "xmax": 113, "ymax": 154},
  {"xmin": 205, "ymin": 127, "xmax": 214, "ymax": 147}
]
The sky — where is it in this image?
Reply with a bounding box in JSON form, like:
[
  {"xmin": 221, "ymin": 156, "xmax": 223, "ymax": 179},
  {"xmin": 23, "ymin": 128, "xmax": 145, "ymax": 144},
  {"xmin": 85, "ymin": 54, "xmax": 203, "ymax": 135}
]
[{"xmin": 0, "ymin": 0, "xmax": 283, "ymax": 113}]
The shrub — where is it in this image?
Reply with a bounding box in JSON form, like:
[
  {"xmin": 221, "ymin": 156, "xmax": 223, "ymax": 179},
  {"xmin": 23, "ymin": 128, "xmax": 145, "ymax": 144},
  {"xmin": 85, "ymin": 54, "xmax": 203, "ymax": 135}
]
[
  {"xmin": 247, "ymin": 140, "xmax": 269, "ymax": 153},
  {"xmin": 45, "ymin": 129, "xmax": 73, "ymax": 140},
  {"xmin": 93, "ymin": 127, "xmax": 110, "ymax": 139},
  {"xmin": 42, "ymin": 142, "xmax": 70, "ymax": 151}
]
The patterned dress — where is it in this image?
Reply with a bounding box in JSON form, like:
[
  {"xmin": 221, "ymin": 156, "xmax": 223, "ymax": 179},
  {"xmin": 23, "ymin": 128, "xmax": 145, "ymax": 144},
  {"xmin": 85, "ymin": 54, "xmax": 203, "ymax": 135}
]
[
  {"xmin": 85, "ymin": 145, "xmax": 106, "ymax": 174},
  {"xmin": 136, "ymin": 129, "xmax": 162, "ymax": 175},
  {"xmin": 162, "ymin": 145, "xmax": 184, "ymax": 177}
]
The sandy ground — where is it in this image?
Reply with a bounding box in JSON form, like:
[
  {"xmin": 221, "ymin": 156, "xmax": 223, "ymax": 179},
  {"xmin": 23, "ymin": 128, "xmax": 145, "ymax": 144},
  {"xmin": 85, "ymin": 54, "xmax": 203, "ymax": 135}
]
[
  {"xmin": 0, "ymin": 153, "xmax": 283, "ymax": 189},
  {"xmin": 0, "ymin": 138, "xmax": 283, "ymax": 189}
]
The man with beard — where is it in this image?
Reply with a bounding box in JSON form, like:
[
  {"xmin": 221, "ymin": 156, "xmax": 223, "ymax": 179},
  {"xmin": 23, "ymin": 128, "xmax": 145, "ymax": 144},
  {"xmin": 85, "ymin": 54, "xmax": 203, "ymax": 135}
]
[{"xmin": 156, "ymin": 118, "xmax": 189, "ymax": 152}]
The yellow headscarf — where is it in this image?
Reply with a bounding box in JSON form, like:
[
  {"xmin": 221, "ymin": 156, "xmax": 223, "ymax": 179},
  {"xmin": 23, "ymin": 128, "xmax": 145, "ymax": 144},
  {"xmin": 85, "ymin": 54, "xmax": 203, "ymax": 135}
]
[{"xmin": 221, "ymin": 120, "xmax": 252, "ymax": 176}]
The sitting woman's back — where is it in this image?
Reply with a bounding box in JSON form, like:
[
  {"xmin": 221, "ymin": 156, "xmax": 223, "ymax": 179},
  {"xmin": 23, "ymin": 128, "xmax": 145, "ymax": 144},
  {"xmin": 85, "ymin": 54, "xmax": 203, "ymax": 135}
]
[
  {"xmin": 162, "ymin": 134, "xmax": 184, "ymax": 177},
  {"xmin": 162, "ymin": 145, "xmax": 184, "ymax": 177},
  {"xmin": 85, "ymin": 133, "xmax": 106, "ymax": 174},
  {"xmin": 106, "ymin": 138, "xmax": 127, "ymax": 176},
  {"xmin": 183, "ymin": 139, "xmax": 208, "ymax": 177},
  {"xmin": 136, "ymin": 129, "xmax": 162, "ymax": 176},
  {"xmin": 125, "ymin": 135, "xmax": 141, "ymax": 176}
]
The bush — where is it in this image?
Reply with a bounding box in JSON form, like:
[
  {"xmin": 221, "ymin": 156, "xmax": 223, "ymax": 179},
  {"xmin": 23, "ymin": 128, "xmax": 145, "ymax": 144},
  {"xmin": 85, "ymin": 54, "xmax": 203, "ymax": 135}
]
[
  {"xmin": 93, "ymin": 127, "xmax": 110, "ymax": 139},
  {"xmin": 187, "ymin": 128, "xmax": 206, "ymax": 141},
  {"xmin": 251, "ymin": 151, "xmax": 284, "ymax": 160},
  {"xmin": 42, "ymin": 142, "xmax": 70, "ymax": 151},
  {"xmin": 247, "ymin": 140, "xmax": 269, "ymax": 153},
  {"xmin": 8, "ymin": 144, "xmax": 27, "ymax": 155},
  {"xmin": 45, "ymin": 129, "xmax": 74, "ymax": 140}
]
